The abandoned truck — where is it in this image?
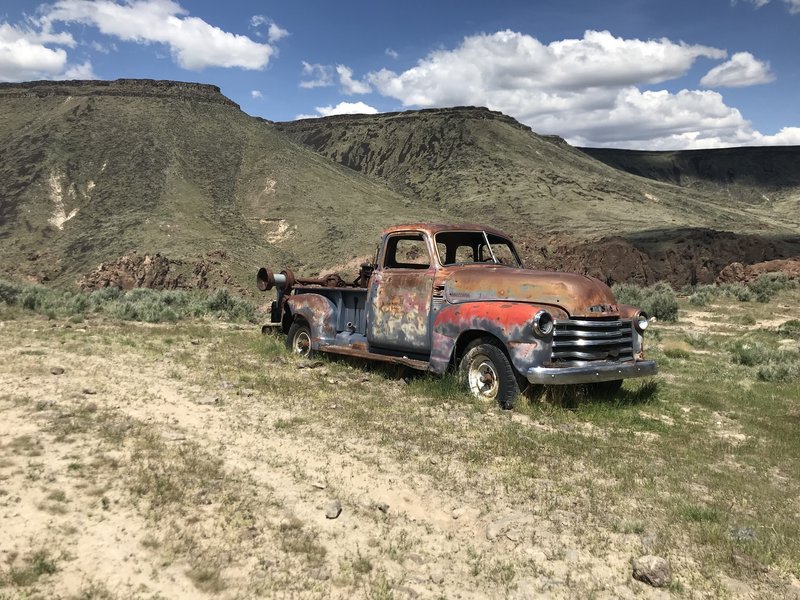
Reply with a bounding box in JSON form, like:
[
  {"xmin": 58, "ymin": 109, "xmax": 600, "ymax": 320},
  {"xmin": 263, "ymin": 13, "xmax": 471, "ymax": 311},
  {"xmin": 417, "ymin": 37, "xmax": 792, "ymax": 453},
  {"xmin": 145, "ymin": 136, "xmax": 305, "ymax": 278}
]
[{"xmin": 257, "ymin": 224, "xmax": 657, "ymax": 408}]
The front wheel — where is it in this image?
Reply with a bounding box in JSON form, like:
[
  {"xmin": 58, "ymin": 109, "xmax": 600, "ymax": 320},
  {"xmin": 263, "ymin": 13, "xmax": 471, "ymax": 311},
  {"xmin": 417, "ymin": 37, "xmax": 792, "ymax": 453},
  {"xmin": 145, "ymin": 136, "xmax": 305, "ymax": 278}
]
[
  {"xmin": 286, "ymin": 320, "xmax": 313, "ymax": 358},
  {"xmin": 459, "ymin": 340, "xmax": 522, "ymax": 410}
]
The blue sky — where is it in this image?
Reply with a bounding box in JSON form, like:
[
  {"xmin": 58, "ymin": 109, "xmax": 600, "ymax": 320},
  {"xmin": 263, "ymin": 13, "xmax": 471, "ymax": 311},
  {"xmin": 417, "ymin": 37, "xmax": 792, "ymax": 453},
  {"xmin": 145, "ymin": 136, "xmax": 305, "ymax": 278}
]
[{"xmin": 1, "ymin": 0, "xmax": 798, "ymax": 149}]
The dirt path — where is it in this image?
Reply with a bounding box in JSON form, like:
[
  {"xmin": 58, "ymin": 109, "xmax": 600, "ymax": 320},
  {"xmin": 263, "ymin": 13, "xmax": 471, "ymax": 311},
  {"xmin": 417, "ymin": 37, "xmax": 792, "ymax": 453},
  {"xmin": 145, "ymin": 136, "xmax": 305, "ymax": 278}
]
[{"xmin": 0, "ymin": 317, "xmax": 693, "ymax": 598}]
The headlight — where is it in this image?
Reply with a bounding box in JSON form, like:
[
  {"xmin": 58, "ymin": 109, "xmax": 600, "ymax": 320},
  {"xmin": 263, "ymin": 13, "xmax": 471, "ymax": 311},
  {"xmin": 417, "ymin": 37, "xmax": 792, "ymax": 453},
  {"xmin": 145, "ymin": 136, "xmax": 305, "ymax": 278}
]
[
  {"xmin": 634, "ymin": 311, "xmax": 649, "ymax": 334},
  {"xmin": 533, "ymin": 310, "xmax": 554, "ymax": 336}
]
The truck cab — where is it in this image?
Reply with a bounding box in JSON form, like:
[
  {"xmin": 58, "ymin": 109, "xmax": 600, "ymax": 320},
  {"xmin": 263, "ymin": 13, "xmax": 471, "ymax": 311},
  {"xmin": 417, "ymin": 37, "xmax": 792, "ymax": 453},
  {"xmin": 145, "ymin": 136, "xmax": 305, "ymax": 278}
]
[{"xmin": 258, "ymin": 223, "xmax": 657, "ymax": 408}]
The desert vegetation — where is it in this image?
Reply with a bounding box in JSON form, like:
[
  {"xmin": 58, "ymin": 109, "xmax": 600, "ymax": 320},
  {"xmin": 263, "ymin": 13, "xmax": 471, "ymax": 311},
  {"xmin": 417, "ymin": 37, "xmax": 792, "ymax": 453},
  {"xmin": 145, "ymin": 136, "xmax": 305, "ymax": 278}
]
[{"xmin": 1, "ymin": 282, "xmax": 798, "ymax": 598}]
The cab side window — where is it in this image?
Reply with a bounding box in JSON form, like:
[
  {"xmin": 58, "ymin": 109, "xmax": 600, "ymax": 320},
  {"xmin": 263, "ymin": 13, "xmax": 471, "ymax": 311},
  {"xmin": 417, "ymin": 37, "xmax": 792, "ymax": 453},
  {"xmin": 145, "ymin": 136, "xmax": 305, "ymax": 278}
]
[{"xmin": 384, "ymin": 234, "xmax": 431, "ymax": 269}]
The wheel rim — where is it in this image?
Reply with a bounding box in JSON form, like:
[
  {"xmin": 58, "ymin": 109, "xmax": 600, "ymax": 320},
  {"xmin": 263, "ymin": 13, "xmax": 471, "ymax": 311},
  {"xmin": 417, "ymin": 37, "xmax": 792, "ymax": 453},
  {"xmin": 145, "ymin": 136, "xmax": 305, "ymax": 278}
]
[
  {"xmin": 292, "ymin": 330, "xmax": 311, "ymax": 356},
  {"xmin": 467, "ymin": 352, "xmax": 499, "ymax": 399}
]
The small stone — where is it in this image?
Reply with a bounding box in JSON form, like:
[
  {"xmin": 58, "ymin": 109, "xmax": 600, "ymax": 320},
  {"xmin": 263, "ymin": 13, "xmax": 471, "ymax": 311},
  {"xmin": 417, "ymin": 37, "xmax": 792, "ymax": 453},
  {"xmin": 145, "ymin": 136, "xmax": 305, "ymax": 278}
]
[
  {"xmin": 406, "ymin": 553, "xmax": 426, "ymax": 565},
  {"xmin": 195, "ymin": 396, "xmax": 219, "ymax": 406},
  {"xmin": 324, "ymin": 500, "xmax": 342, "ymax": 519},
  {"xmin": 728, "ymin": 527, "xmax": 757, "ymax": 542},
  {"xmin": 82, "ymin": 387, "xmax": 97, "ymax": 395},
  {"xmin": 511, "ymin": 413, "xmax": 531, "ymax": 425},
  {"xmin": 239, "ymin": 526, "xmax": 259, "ymax": 541},
  {"xmin": 632, "ymin": 555, "xmax": 672, "ymax": 588},
  {"xmin": 190, "ymin": 339, "xmax": 201, "ymax": 345},
  {"xmin": 310, "ymin": 480, "xmax": 327, "ymax": 490},
  {"xmin": 308, "ymin": 566, "xmax": 330, "ymax": 581},
  {"xmin": 375, "ymin": 502, "xmax": 390, "ymax": 514},
  {"xmin": 428, "ymin": 456, "xmax": 441, "ymax": 465},
  {"xmin": 239, "ymin": 388, "xmax": 257, "ymax": 398},
  {"xmin": 505, "ymin": 529, "xmax": 522, "ymax": 543},
  {"xmin": 564, "ymin": 549, "xmax": 579, "ymax": 563},
  {"xmin": 396, "ymin": 585, "xmax": 419, "ymax": 598},
  {"xmin": 429, "ymin": 571, "xmax": 444, "ymax": 585},
  {"xmin": 50, "ymin": 367, "xmax": 65, "ymax": 375}
]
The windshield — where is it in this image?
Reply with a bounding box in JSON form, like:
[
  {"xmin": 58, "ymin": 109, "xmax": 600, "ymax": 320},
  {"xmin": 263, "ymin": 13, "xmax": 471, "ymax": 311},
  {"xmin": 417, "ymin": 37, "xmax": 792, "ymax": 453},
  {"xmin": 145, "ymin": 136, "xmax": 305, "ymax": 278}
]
[{"xmin": 435, "ymin": 231, "xmax": 522, "ymax": 267}]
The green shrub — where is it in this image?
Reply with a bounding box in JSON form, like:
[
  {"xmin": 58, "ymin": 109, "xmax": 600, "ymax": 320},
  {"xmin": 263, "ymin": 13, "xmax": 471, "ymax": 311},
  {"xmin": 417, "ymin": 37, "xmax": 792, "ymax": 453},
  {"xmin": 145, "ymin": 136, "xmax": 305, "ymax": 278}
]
[
  {"xmin": 757, "ymin": 360, "xmax": 800, "ymax": 382},
  {"xmin": 747, "ymin": 273, "xmax": 794, "ymax": 303},
  {"xmin": 728, "ymin": 340, "xmax": 777, "ymax": 366},
  {"xmin": 779, "ymin": 319, "xmax": 800, "ymax": 338},
  {"xmin": 612, "ymin": 282, "xmax": 678, "ymax": 322}
]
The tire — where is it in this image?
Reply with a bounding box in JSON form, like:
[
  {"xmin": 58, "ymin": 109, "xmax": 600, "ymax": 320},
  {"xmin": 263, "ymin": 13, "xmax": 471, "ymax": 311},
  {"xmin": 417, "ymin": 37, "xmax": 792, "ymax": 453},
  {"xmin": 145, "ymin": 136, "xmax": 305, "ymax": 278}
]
[
  {"xmin": 586, "ymin": 379, "xmax": 623, "ymax": 398},
  {"xmin": 286, "ymin": 320, "xmax": 313, "ymax": 358},
  {"xmin": 459, "ymin": 339, "xmax": 522, "ymax": 410}
]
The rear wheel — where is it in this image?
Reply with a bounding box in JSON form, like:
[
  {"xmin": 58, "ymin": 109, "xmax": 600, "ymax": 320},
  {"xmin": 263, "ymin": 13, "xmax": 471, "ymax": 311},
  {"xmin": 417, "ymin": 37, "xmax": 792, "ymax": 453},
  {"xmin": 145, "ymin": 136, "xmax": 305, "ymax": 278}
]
[
  {"xmin": 459, "ymin": 340, "xmax": 522, "ymax": 410},
  {"xmin": 286, "ymin": 320, "xmax": 313, "ymax": 358}
]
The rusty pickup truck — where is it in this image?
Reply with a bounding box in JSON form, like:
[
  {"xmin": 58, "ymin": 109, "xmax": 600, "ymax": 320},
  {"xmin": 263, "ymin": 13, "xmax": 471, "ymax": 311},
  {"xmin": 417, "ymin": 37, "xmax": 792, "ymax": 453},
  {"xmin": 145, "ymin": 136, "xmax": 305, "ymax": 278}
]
[{"xmin": 257, "ymin": 223, "xmax": 657, "ymax": 408}]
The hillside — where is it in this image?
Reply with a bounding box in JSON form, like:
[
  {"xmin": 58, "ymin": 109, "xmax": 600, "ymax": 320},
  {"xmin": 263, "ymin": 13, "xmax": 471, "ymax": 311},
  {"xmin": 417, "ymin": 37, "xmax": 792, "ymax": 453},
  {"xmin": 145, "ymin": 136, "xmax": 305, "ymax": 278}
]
[
  {"xmin": 275, "ymin": 109, "xmax": 800, "ymax": 284},
  {"xmin": 0, "ymin": 79, "xmax": 433, "ymax": 290},
  {"xmin": 1, "ymin": 80, "xmax": 798, "ymax": 289},
  {"xmin": 580, "ymin": 146, "xmax": 800, "ymax": 204}
]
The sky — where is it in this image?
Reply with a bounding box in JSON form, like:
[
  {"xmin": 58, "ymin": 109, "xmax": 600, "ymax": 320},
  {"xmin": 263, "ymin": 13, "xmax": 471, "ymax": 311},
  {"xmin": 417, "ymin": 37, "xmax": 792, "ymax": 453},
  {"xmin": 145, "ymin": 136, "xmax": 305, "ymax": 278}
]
[{"xmin": 1, "ymin": 0, "xmax": 799, "ymax": 149}]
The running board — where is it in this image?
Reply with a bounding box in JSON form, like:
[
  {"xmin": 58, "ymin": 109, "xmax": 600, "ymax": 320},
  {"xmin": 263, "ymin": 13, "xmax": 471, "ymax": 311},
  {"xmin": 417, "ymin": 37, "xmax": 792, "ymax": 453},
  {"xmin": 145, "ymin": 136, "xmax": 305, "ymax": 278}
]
[{"xmin": 318, "ymin": 344, "xmax": 429, "ymax": 370}]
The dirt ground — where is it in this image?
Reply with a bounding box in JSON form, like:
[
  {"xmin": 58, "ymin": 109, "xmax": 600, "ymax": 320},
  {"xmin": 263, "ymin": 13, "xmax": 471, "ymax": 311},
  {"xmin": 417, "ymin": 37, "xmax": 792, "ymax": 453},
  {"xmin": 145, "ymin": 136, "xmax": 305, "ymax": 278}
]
[{"xmin": 1, "ymin": 310, "xmax": 798, "ymax": 599}]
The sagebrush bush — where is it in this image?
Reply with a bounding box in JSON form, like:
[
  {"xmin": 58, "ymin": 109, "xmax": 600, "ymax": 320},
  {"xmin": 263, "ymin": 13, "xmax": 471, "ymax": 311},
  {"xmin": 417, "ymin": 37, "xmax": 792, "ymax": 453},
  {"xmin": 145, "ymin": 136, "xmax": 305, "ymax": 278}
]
[
  {"xmin": 748, "ymin": 273, "xmax": 795, "ymax": 303},
  {"xmin": 0, "ymin": 279, "xmax": 257, "ymax": 323},
  {"xmin": 612, "ymin": 281, "xmax": 678, "ymax": 322}
]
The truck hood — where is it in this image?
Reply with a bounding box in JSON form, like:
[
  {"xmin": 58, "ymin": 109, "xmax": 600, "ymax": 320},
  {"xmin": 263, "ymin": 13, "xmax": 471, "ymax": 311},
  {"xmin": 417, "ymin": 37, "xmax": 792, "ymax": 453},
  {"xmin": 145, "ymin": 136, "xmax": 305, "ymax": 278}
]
[{"xmin": 444, "ymin": 266, "xmax": 619, "ymax": 317}]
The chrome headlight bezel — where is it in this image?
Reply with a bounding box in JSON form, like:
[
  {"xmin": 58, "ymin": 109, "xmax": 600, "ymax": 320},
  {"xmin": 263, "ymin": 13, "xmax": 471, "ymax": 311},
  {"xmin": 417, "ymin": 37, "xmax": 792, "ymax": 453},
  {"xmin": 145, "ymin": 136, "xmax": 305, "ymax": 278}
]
[
  {"xmin": 533, "ymin": 310, "xmax": 554, "ymax": 337},
  {"xmin": 634, "ymin": 311, "xmax": 649, "ymax": 334}
]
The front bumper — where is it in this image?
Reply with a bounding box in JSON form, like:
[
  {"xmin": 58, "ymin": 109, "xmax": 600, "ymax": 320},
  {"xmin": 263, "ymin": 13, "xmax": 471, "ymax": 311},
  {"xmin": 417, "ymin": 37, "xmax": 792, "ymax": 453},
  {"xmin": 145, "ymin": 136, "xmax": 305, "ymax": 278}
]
[{"xmin": 526, "ymin": 359, "xmax": 658, "ymax": 385}]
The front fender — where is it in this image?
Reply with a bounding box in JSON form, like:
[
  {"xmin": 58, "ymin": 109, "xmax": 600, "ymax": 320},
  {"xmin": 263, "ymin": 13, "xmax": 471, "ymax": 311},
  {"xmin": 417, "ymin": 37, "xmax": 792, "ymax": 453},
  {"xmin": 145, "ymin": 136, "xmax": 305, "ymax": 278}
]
[
  {"xmin": 430, "ymin": 302, "xmax": 564, "ymax": 375},
  {"xmin": 286, "ymin": 293, "xmax": 337, "ymax": 348}
]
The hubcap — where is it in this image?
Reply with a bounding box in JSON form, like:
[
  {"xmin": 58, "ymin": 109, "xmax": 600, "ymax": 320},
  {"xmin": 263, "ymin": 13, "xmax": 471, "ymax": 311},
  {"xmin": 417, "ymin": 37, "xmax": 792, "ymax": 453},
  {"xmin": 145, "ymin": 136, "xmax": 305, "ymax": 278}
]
[
  {"xmin": 467, "ymin": 353, "xmax": 499, "ymax": 399},
  {"xmin": 293, "ymin": 330, "xmax": 311, "ymax": 356}
]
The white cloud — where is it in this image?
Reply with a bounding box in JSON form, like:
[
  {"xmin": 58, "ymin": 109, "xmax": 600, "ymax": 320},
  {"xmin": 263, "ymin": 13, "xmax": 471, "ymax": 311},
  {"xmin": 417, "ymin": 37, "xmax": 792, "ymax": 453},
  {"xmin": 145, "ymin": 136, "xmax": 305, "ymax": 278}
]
[
  {"xmin": 42, "ymin": 0, "xmax": 277, "ymax": 70},
  {"xmin": 0, "ymin": 22, "xmax": 71, "ymax": 81},
  {"xmin": 90, "ymin": 40, "xmax": 117, "ymax": 54},
  {"xmin": 61, "ymin": 60, "xmax": 97, "ymax": 79},
  {"xmin": 385, "ymin": 47, "xmax": 398, "ymax": 59},
  {"xmin": 267, "ymin": 23, "xmax": 289, "ymax": 43},
  {"xmin": 296, "ymin": 101, "xmax": 379, "ymax": 119},
  {"xmin": 299, "ymin": 61, "xmax": 333, "ymax": 88},
  {"xmin": 251, "ymin": 89, "xmax": 262, "ymax": 99},
  {"xmin": 362, "ymin": 29, "xmax": 800, "ymax": 149},
  {"xmin": 739, "ymin": 0, "xmax": 800, "ymax": 13},
  {"xmin": 700, "ymin": 52, "xmax": 775, "ymax": 87},
  {"xmin": 336, "ymin": 64, "xmax": 371, "ymax": 94}
]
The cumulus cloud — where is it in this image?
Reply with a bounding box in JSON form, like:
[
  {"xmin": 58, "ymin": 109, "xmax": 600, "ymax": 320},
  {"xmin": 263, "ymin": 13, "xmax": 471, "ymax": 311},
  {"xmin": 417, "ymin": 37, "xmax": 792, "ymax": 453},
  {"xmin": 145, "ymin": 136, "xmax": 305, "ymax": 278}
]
[
  {"xmin": 41, "ymin": 0, "xmax": 277, "ymax": 70},
  {"xmin": 700, "ymin": 52, "xmax": 775, "ymax": 87},
  {"xmin": 299, "ymin": 61, "xmax": 333, "ymax": 88},
  {"xmin": 0, "ymin": 21, "xmax": 84, "ymax": 81},
  {"xmin": 336, "ymin": 64, "xmax": 371, "ymax": 94},
  {"xmin": 61, "ymin": 60, "xmax": 97, "ymax": 79},
  {"xmin": 267, "ymin": 24, "xmax": 289, "ymax": 43},
  {"xmin": 296, "ymin": 101, "xmax": 379, "ymax": 120},
  {"xmin": 251, "ymin": 89, "xmax": 263, "ymax": 99},
  {"xmin": 362, "ymin": 29, "xmax": 796, "ymax": 149}
]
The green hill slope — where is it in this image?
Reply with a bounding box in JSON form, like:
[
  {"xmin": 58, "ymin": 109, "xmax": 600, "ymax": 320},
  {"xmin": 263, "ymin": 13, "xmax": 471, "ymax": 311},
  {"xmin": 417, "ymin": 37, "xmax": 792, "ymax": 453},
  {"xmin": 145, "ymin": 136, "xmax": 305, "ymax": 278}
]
[{"xmin": 0, "ymin": 79, "xmax": 431, "ymax": 289}]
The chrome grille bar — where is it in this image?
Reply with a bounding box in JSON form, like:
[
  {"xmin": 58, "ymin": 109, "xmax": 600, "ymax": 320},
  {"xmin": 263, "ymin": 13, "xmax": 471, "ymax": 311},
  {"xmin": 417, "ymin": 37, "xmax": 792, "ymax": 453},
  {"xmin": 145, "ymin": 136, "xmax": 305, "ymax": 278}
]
[{"xmin": 552, "ymin": 317, "xmax": 634, "ymax": 363}]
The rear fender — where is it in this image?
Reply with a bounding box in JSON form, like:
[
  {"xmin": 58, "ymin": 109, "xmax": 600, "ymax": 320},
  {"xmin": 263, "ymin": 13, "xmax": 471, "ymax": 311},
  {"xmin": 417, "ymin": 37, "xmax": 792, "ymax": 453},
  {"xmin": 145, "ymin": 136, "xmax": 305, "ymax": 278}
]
[
  {"xmin": 286, "ymin": 294, "xmax": 337, "ymax": 348},
  {"xmin": 431, "ymin": 302, "xmax": 562, "ymax": 375}
]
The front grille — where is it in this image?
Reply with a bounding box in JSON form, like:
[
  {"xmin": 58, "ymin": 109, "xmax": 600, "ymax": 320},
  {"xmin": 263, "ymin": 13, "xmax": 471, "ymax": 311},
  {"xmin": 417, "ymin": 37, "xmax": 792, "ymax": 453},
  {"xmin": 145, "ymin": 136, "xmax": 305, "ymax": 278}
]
[{"xmin": 552, "ymin": 317, "xmax": 634, "ymax": 363}]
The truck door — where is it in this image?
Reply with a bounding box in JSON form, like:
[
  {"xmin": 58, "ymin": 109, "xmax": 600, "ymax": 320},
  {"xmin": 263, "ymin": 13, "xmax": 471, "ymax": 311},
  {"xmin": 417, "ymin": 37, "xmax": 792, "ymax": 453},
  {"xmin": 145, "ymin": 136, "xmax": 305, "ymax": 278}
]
[{"xmin": 367, "ymin": 232, "xmax": 435, "ymax": 354}]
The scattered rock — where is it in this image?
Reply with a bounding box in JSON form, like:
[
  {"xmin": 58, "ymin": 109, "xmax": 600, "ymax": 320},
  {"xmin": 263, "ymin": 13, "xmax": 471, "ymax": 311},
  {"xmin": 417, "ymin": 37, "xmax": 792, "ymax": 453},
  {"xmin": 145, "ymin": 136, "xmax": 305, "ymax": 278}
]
[
  {"xmin": 406, "ymin": 553, "xmax": 426, "ymax": 566},
  {"xmin": 308, "ymin": 566, "xmax": 330, "ymax": 581},
  {"xmin": 82, "ymin": 387, "xmax": 97, "ymax": 395},
  {"xmin": 298, "ymin": 360, "xmax": 324, "ymax": 369},
  {"xmin": 324, "ymin": 500, "xmax": 342, "ymax": 519},
  {"xmin": 310, "ymin": 480, "xmax": 327, "ymax": 490},
  {"xmin": 195, "ymin": 396, "xmax": 220, "ymax": 406},
  {"xmin": 732, "ymin": 552, "xmax": 768, "ymax": 573},
  {"xmin": 190, "ymin": 339, "xmax": 201, "ymax": 345},
  {"xmin": 239, "ymin": 526, "xmax": 259, "ymax": 541},
  {"xmin": 505, "ymin": 529, "xmax": 523, "ymax": 543},
  {"xmin": 395, "ymin": 585, "xmax": 419, "ymax": 598},
  {"xmin": 375, "ymin": 502, "xmax": 390, "ymax": 514},
  {"xmin": 429, "ymin": 571, "xmax": 444, "ymax": 585},
  {"xmin": 632, "ymin": 555, "xmax": 672, "ymax": 588},
  {"xmin": 728, "ymin": 527, "xmax": 757, "ymax": 542},
  {"xmin": 50, "ymin": 367, "xmax": 65, "ymax": 375}
]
